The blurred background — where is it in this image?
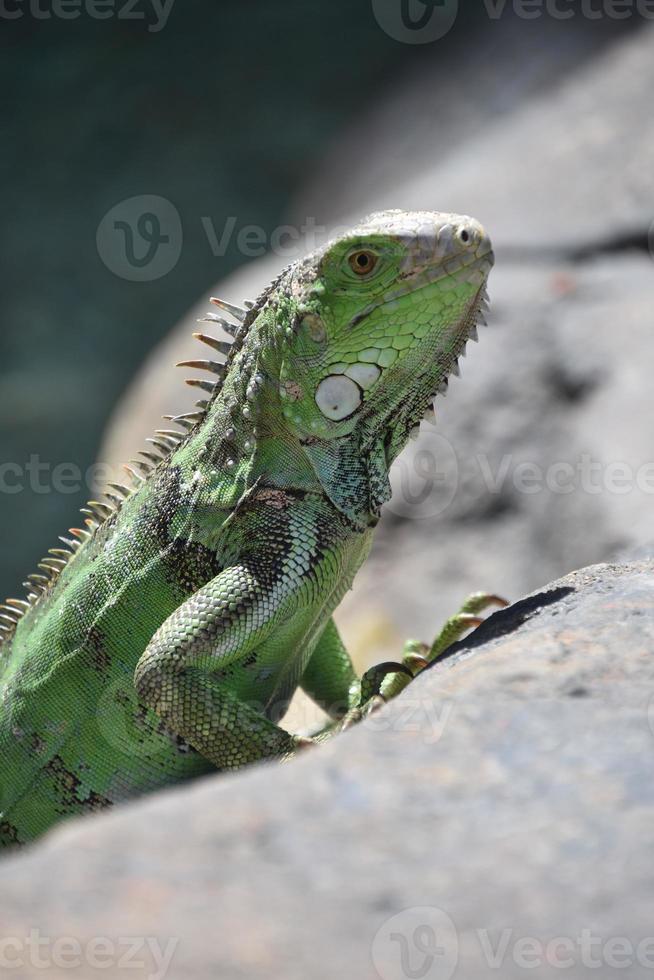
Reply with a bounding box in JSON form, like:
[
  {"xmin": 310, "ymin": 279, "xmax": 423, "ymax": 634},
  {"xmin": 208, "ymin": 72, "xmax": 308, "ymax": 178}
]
[{"xmin": 1, "ymin": 0, "xmax": 653, "ymax": 670}]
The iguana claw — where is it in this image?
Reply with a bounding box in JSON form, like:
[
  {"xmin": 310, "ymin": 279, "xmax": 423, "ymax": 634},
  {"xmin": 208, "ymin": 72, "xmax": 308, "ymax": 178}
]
[{"xmin": 359, "ymin": 661, "xmax": 414, "ymax": 704}]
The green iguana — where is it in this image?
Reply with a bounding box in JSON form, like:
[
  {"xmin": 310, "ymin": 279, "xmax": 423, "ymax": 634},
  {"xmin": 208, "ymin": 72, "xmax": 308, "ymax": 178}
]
[{"xmin": 0, "ymin": 210, "xmax": 501, "ymax": 847}]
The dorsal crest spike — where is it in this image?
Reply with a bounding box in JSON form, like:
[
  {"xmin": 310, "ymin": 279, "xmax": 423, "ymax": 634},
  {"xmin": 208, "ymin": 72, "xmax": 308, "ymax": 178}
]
[
  {"xmin": 6, "ymin": 597, "xmax": 31, "ymax": 608},
  {"xmin": 209, "ymin": 296, "xmax": 247, "ymax": 323},
  {"xmin": 138, "ymin": 450, "xmax": 163, "ymax": 465},
  {"xmin": 154, "ymin": 430, "xmax": 183, "ymax": 445},
  {"xmin": 147, "ymin": 434, "xmax": 177, "ymax": 448},
  {"xmin": 185, "ymin": 378, "xmax": 217, "ymax": 394},
  {"xmin": 177, "ymin": 358, "xmax": 227, "ymax": 375},
  {"xmin": 192, "ymin": 333, "xmax": 233, "ymax": 356},
  {"xmin": 146, "ymin": 437, "xmax": 177, "ymax": 455},
  {"xmin": 39, "ymin": 558, "xmax": 66, "ymax": 572},
  {"xmin": 163, "ymin": 413, "xmax": 203, "ymax": 430},
  {"xmin": 108, "ymin": 483, "xmax": 131, "ymax": 498},
  {"xmin": 196, "ymin": 313, "xmax": 238, "ymax": 338},
  {"xmin": 69, "ymin": 527, "xmax": 90, "ymax": 540},
  {"xmin": 0, "ymin": 612, "xmax": 21, "ymax": 624},
  {"xmin": 87, "ymin": 501, "xmax": 114, "ymax": 518},
  {"xmin": 1, "ymin": 286, "xmax": 260, "ymax": 648},
  {"xmin": 127, "ymin": 460, "xmax": 150, "ymax": 476}
]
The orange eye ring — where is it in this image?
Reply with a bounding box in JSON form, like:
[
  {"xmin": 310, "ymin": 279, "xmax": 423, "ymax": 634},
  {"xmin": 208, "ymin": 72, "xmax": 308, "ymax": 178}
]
[{"xmin": 348, "ymin": 250, "xmax": 379, "ymax": 277}]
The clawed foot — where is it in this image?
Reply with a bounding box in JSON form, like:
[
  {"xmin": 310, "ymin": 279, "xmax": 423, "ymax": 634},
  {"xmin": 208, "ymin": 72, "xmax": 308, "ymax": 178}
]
[
  {"xmin": 364, "ymin": 591, "xmax": 509, "ymax": 705},
  {"xmin": 313, "ymin": 592, "xmax": 509, "ymax": 740},
  {"xmin": 426, "ymin": 591, "xmax": 508, "ymax": 663},
  {"xmin": 340, "ymin": 661, "xmax": 413, "ymax": 730}
]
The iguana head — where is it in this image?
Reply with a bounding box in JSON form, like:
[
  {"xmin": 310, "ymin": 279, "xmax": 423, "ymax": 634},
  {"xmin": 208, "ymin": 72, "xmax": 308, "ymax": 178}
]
[
  {"xmin": 275, "ymin": 211, "xmax": 493, "ymax": 503},
  {"xmin": 198, "ymin": 210, "xmax": 493, "ymax": 526}
]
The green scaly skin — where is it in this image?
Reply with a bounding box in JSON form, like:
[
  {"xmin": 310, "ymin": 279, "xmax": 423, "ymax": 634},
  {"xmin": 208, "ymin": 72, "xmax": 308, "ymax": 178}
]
[{"xmin": 0, "ymin": 210, "xmax": 495, "ymax": 847}]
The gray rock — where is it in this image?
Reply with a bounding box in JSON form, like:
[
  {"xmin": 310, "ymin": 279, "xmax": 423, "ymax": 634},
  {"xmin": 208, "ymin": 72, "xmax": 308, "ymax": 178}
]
[
  {"xmin": 295, "ymin": 22, "xmax": 654, "ymax": 252},
  {"xmin": 1, "ymin": 560, "xmax": 653, "ymax": 980}
]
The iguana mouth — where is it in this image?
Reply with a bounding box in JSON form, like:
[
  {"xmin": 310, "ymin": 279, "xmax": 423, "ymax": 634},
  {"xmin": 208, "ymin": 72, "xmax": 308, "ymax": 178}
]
[{"xmin": 398, "ymin": 240, "xmax": 494, "ymax": 282}]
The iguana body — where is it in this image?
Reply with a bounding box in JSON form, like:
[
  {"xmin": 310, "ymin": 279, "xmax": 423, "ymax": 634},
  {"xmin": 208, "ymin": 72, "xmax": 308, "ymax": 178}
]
[{"xmin": 0, "ymin": 211, "xmax": 495, "ymax": 846}]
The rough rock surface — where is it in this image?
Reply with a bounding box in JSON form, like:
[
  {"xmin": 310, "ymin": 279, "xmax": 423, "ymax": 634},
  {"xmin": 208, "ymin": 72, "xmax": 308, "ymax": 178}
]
[
  {"xmin": 1, "ymin": 560, "xmax": 653, "ymax": 979},
  {"xmin": 295, "ymin": 22, "xmax": 654, "ymax": 250}
]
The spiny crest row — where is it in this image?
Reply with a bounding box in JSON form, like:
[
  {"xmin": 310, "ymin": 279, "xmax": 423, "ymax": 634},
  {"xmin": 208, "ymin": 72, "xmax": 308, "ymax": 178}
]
[{"xmin": 0, "ymin": 296, "xmax": 253, "ymax": 646}]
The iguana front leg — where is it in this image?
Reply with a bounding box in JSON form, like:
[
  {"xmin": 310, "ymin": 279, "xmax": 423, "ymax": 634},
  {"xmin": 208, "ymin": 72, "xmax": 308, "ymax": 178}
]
[
  {"xmin": 134, "ymin": 563, "xmax": 311, "ymax": 769},
  {"xmin": 298, "ymin": 617, "xmax": 360, "ymax": 721},
  {"xmin": 299, "ymin": 617, "xmax": 412, "ymax": 736}
]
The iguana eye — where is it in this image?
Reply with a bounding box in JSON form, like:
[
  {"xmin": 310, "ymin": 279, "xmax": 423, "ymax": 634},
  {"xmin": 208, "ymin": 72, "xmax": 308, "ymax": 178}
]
[{"xmin": 348, "ymin": 250, "xmax": 379, "ymax": 277}]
